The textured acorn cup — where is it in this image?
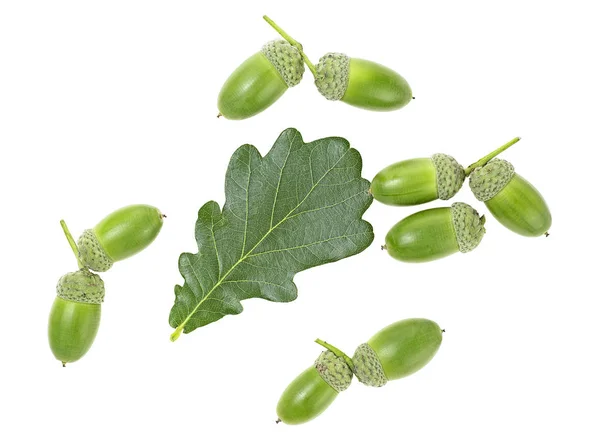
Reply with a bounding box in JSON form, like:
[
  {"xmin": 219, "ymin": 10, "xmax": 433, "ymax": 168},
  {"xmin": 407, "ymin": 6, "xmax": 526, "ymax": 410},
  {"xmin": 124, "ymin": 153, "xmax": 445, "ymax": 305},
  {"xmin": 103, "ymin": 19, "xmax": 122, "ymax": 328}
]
[
  {"xmin": 385, "ymin": 202, "xmax": 486, "ymax": 262},
  {"xmin": 48, "ymin": 269, "xmax": 104, "ymax": 366},
  {"xmin": 217, "ymin": 40, "xmax": 304, "ymax": 120},
  {"xmin": 371, "ymin": 154, "xmax": 465, "ymax": 206},
  {"xmin": 77, "ymin": 204, "xmax": 164, "ymax": 272},
  {"xmin": 353, "ymin": 318, "xmax": 443, "ymax": 387},
  {"xmin": 315, "ymin": 53, "xmax": 412, "ymax": 111},
  {"xmin": 469, "ymin": 159, "xmax": 551, "ymax": 237},
  {"xmin": 276, "ymin": 351, "xmax": 353, "ymax": 425}
]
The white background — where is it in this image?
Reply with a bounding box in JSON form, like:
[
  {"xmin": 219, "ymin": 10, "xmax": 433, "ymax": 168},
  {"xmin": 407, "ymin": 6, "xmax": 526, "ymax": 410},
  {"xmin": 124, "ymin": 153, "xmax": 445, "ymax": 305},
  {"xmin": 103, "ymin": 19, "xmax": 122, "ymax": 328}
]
[{"xmin": 1, "ymin": 1, "xmax": 599, "ymax": 437}]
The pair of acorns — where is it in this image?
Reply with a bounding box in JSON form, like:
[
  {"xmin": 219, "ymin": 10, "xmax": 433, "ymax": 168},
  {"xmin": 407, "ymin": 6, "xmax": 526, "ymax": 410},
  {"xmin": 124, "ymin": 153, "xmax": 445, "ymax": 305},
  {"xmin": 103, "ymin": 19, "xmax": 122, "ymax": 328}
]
[
  {"xmin": 276, "ymin": 318, "xmax": 443, "ymax": 425},
  {"xmin": 49, "ymin": 205, "xmax": 164, "ymax": 366},
  {"xmin": 217, "ymin": 16, "xmax": 413, "ymax": 120},
  {"xmin": 371, "ymin": 138, "xmax": 552, "ymax": 262}
]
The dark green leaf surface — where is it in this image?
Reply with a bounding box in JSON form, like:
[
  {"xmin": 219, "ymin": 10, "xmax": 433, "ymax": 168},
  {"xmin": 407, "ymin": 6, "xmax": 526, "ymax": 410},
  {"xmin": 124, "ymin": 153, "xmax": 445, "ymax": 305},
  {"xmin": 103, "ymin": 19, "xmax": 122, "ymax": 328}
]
[{"xmin": 169, "ymin": 128, "xmax": 373, "ymax": 337}]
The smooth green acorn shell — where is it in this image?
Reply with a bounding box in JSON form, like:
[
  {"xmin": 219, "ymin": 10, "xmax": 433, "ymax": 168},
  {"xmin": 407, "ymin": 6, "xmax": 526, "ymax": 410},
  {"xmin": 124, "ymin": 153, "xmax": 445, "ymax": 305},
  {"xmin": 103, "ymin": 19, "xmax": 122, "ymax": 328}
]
[
  {"xmin": 469, "ymin": 159, "xmax": 551, "ymax": 237},
  {"xmin": 353, "ymin": 318, "xmax": 443, "ymax": 386},
  {"xmin": 371, "ymin": 154, "xmax": 465, "ymax": 206},
  {"xmin": 48, "ymin": 270, "xmax": 104, "ymax": 365},
  {"xmin": 315, "ymin": 53, "xmax": 412, "ymax": 111},
  {"xmin": 385, "ymin": 202, "xmax": 485, "ymax": 262},
  {"xmin": 276, "ymin": 367, "xmax": 339, "ymax": 425},
  {"xmin": 77, "ymin": 204, "xmax": 164, "ymax": 272},
  {"xmin": 217, "ymin": 40, "xmax": 304, "ymax": 120}
]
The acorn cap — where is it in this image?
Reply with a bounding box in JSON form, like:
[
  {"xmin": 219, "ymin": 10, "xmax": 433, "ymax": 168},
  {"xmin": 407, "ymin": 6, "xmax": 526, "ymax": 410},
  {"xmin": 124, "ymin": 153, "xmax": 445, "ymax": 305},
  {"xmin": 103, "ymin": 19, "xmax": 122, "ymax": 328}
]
[
  {"xmin": 314, "ymin": 52, "xmax": 350, "ymax": 101},
  {"xmin": 314, "ymin": 350, "xmax": 353, "ymax": 392},
  {"xmin": 56, "ymin": 269, "xmax": 105, "ymax": 304},
  {"xmin": 261, "ymin": 40, "xmax": 305, "ymax": 88},
  {"xmin": 450, "ymin": 202, "xmax": 486, "ymax": 253},
  {"xmin": 77, "ymin": 229, "xmax": 113, "ymax": 272},
  {"xmin": 431, "ymin": 153, "xmax": 465, "ymax": 200},
  {"xmin": 352, "ymin": 343, "xmax": 388, "ymax": 387},
  {"xmin": 469, "ymin": 159, "xmax": 515, "ymax": 202}
]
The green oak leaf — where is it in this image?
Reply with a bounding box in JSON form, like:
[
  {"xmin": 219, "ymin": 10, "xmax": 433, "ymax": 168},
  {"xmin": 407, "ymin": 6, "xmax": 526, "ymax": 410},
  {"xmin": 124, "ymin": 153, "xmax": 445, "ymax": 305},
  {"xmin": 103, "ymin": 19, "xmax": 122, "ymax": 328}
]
[{"xmin": 169, "ymin": 128, "xmax": 373, "ymax": 340}]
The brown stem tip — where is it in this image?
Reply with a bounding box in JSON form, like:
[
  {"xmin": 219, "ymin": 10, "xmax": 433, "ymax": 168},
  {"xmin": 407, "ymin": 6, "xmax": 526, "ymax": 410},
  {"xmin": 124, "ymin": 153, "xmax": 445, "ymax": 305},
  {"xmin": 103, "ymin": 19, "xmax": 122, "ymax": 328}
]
[
  {"xmin": 62, "ymin": 362, "xmax": 66, "ymax": 367},
  {"xmin": 275, "ymin": 418, "xmax": 281, "ymax": 424},
  {"xmin": 217, "ymin": 113, "xmax": 222, "ymax": 118},
  {"xmin": 545, "ymin": 232, "xmax": 550, "ymax": 237}
]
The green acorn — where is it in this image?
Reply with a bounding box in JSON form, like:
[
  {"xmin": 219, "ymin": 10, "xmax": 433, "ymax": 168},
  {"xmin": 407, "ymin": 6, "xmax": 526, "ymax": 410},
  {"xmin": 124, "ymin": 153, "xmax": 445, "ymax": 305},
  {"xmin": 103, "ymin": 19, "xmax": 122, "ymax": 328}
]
[
  {"xmin": 314, "ymin": 52, "xmax": 413, "ymax": 111},
  {"xmin": 353, "ymin": 318, "xmax": 443, "ymax": 387},
  {"xmin": 384, "ymin": 202, "xmax": 486, "ymax": 263},
  {"xmin": 217, "ymin": 40, "xmax": 304, "ymax": 120},
  {"xmin": 371, "ymin": 154, "xmax": 464, "ymax": 206},
  {"xmin": 48, "ymin": 269, "xmax": 104, "ymax": 366},
  {"xmin": 77, "ymin": 204, "xmax": 164, "ymax": 272},
  {"xmin": 469, "ymin": 159, "xmax": 552, "ymax": 237},
  {"xmin": 370, "ymin": 137, "xmax": 521, "ymax": 206},
  {"xmin": 276, "ymin": 350, "xmax": 353, "ymax": 425}
]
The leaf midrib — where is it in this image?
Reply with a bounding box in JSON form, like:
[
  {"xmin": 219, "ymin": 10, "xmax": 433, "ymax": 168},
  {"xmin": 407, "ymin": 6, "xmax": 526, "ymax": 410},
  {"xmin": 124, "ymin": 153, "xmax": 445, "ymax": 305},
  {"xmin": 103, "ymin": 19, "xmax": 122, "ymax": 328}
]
[{"xmin": 177, "ymin": 145, "xmax": 352, "ymax": 331}]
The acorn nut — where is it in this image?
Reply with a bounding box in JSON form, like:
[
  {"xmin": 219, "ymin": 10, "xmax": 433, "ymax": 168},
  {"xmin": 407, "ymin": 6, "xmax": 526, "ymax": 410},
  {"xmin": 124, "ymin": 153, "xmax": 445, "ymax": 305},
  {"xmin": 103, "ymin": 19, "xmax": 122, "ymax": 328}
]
[
  {"xmin": 217, "ymin": 40, "xmax": 305, "ymax": 120},
  {"xmin": 77, "ymin": 204, "xmax": 164, "ymax": 272},
  {"xmin": 276, "ymin": 350, "xmax": 353, "ymax": 425},
  {"xmin": 469, "ymin": 159, "xmax": 551, "ymax": 237},
  {"xmin": 371, "ymin": 154, "xmax": 465, "ymax": 206},
  {"xmin": 315, "ymin": 53, "xmax": 413, "ymax": 111},
  {"xmin": 48, "ymin": 269, "xmax": 104, "ymax": 366},
  {"xmin": 353, "ymin": 318, "xmax": 443, "ymax": 387},
  {"xmin": 384, "ymin": 202, "xmax": 486, "ymax": 262}
]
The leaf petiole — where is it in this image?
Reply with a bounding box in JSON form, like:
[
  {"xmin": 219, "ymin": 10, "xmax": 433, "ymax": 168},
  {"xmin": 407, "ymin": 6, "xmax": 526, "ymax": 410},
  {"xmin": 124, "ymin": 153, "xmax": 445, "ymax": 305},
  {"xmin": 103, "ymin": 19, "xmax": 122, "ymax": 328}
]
[{"xmin": 170, "ymin": 325, "xmax": 184, "ymax": 342}]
